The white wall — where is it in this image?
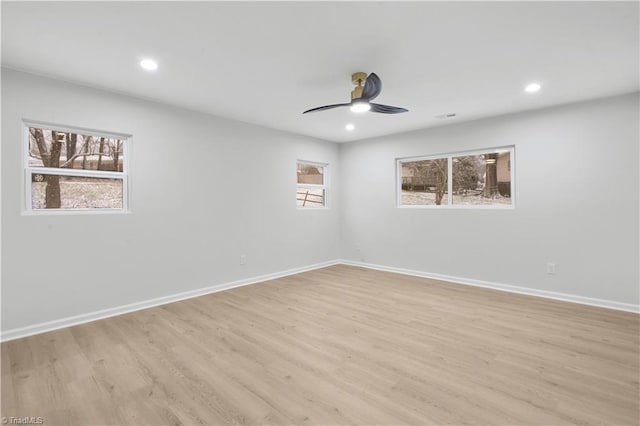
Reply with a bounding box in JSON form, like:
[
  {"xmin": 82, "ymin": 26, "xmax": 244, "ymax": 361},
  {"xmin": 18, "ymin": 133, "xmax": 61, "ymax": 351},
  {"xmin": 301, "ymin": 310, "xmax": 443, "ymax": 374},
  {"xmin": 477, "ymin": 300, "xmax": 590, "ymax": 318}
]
[
  {"xmin": 340, "ymin": 93, "xmax": 639, "ymax": 308},
  {"xmin": 1, "ymin": 69, "xmax": 341, "ymax": 333},
  {"xmin": 2, "ymin": 70, "xmax": 638, "ymax": 338}
]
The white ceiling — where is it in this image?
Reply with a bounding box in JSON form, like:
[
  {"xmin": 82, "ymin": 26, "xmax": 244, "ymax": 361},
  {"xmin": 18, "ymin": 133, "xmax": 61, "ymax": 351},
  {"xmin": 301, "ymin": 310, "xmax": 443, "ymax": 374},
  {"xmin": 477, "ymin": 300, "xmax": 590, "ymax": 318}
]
[{"xmin": 2, "ymin": 1, "xmax": 638, "ymax": 143}]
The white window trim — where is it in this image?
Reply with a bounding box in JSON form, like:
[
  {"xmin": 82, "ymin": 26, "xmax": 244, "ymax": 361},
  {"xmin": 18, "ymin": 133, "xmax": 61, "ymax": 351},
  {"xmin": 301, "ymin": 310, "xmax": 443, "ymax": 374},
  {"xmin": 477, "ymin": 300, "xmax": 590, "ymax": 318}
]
[
  {"xmin": 22, "ymin": 120, "xmax": 131, "ymax": 215},
  {"xmin": 397, "ymin": 145, "xmax": 515, "ymax": 209},
  {"xmin": 296, "ymin": 159, "xmax": 329, "ymax": 210}
]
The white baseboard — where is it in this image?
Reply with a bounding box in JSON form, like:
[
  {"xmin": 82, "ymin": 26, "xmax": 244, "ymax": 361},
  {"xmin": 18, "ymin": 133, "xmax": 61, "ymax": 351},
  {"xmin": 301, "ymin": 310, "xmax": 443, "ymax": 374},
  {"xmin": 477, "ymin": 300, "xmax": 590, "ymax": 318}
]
[
  {"xmin": 0, "ymin": 260, "xmax": 340, "ymax": 342},
  {"xmin": 339, "ymin": 259, "xmax": 640, "ymax": 313},
  {"xmin": 3, "ymin": 258, "xmax": 637, "ymax": 342}
]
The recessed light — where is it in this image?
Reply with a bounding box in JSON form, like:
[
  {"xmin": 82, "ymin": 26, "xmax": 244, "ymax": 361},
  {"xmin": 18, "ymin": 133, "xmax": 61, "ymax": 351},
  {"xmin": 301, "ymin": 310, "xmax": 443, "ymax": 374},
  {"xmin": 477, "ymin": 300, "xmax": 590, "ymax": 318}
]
[
  {"xmin": 524, "ymin": 83, "xmax": 541, "ymax": 93},
  {"xmin": 350, "ymin": 101, "xmax": 371, "ymax": 113},
  {"xmin": 345, "ymin": 124, "xmax": 355, "ymax": 131},
  {"xmin": 140, "ymin": 59, "xmax": 158, "ymax": 71}
]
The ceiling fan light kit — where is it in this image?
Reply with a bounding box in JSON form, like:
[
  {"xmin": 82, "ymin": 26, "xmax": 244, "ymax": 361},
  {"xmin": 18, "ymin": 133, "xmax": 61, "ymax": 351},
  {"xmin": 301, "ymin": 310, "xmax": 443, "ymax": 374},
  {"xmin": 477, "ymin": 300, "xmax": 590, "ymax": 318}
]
[
  {"xmin": 350, "ymin": 101, "xmax": 371, "ymax": 113},
  {"xmin": 303, "ymin": 72, "xmax": 408, "ymax": 115}
]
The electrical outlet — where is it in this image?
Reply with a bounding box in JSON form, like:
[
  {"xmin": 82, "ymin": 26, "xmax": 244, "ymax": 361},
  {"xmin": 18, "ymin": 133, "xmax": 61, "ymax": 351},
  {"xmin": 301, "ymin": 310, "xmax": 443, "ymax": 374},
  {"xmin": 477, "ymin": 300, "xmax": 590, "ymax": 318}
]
[
  {"xmin": 546, "ymin": 262, "xmax": 556, "ymax": 275},
  {"xmin": 240, "ymin": 255, "xmax": 247, "ymax": 265}
]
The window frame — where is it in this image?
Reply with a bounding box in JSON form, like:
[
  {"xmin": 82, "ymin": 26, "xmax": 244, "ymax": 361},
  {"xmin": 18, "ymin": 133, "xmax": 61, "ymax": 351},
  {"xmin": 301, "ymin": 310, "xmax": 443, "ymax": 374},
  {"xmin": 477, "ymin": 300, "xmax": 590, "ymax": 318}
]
[
  {"xmin": 22, "ymin": 120, "xmax": 131, "ymax": 215},
  {"xmin": 296, "ymin": 159, "xmax": 329, "ymax": 209},
  {"xmin": 397, "ymin": 146, "xmax": 515, "ymax": 209}
]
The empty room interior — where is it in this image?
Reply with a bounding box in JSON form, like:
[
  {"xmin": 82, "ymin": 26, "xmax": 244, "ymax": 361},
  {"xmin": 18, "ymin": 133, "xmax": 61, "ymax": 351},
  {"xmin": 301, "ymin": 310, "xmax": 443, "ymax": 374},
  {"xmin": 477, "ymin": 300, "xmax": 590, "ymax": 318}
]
[{"xmin": 1, "ymin": 1, "xmax": 639, "ymax": 425}]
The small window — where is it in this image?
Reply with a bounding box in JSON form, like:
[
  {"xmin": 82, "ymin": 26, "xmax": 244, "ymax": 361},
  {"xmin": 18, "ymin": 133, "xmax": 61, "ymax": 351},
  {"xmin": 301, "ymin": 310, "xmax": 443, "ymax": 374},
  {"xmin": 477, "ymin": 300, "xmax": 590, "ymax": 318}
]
[
  {"xmin": 24, "ymin": 122, "xmax": 129, "ymax": 213},
  {"xmin": 297, "ymin": 160, "xmax": 327, "ymax": 208},
  {"xmin": 398, "ymin": 146, "xmax": 514, "ymax": 208}
]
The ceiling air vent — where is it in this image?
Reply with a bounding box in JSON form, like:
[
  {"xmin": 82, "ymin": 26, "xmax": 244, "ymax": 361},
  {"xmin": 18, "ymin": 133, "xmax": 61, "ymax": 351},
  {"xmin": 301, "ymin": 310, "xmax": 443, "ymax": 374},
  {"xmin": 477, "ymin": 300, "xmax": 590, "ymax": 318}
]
[{"xmin": 435, "ymin": 113, "xmax": 457, "ymax": 119}]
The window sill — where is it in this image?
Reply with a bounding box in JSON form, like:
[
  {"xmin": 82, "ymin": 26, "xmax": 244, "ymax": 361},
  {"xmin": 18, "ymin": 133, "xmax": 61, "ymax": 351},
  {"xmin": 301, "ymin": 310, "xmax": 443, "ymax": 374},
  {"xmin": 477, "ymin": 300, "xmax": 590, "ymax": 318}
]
[{"xmin": 22, "ymin": 209, "xmax": 132, "ymax": 216}]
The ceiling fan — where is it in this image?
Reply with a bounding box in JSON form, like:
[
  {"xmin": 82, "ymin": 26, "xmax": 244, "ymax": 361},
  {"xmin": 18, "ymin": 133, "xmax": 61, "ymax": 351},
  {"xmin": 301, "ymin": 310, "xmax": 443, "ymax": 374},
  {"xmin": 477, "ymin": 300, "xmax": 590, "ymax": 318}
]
[{"xmin": 302, "ymin": 72, "xmax": 408, "ymax": 114}]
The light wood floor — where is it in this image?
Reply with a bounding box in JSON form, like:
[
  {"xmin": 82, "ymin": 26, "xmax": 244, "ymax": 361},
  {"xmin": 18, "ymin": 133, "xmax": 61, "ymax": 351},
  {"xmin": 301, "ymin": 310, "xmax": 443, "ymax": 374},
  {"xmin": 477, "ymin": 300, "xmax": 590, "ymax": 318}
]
[{"xmin": 2, "ymin": 265, "xmax": 639, "ymax": 425}]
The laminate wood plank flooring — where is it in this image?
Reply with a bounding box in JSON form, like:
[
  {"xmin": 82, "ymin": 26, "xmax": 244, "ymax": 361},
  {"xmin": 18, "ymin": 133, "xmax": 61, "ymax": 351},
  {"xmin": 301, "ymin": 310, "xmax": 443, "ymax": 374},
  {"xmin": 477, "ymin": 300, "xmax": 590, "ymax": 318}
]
[{"xmin": 2, "ymin": 265, "xmax": 638, "ymax": 425}]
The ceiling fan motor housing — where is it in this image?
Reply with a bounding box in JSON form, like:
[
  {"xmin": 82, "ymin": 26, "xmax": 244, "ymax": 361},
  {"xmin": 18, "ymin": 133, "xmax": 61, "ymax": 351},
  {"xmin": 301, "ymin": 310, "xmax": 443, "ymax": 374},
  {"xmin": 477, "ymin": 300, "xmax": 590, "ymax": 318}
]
[{"xmin": 351, "ymin": 72, "xmax": 367, "ymax": 100}]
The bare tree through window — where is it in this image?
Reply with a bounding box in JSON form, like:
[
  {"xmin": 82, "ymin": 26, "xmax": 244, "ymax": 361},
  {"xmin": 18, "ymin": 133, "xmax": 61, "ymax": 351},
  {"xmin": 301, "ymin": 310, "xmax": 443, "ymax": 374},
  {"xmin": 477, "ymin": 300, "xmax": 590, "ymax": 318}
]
[
  {"xmin": 400, "ymin": 158, "xmax": 448, "ymax": 206},
  {"xmin": 25, "ymin": 124, "xmax": 128, "ymax": 212},
  {"xmin": 399, "ymin": 147, "xmax": 513, "ymax": 207},
  {"xmin": 452, "ymin": 151, "xmax": 511, "ymax": 205}
]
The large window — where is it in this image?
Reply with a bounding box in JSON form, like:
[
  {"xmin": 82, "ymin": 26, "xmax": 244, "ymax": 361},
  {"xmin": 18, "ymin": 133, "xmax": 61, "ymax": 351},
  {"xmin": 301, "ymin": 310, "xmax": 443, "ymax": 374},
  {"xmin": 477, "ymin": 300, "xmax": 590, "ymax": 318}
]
[
  {"xmin": 398, "ymin": 146, "xmax": 514, "ymax": 208},
  {"xmin": 24, "ymin": 121, "xmax": 129, "ymax": 213},
  {"xmin": 297, "ymin": 160, "xmax": 327, "ymax": 208}
]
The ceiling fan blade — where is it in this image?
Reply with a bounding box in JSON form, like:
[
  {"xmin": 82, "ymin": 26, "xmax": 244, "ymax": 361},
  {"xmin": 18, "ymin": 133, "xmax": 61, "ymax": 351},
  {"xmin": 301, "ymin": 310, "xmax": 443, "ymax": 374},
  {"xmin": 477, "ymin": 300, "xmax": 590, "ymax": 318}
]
[
  {"xmin": 302, "ymin": 103, "xmax": 350, "ymax": 114},
  {"xmin": 361, "ymin": 73, "xmax": 382, "ymax": 101},
  {"xmin": 369, "ymin": 103, "xmax": 408, "ymax": 114}
]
